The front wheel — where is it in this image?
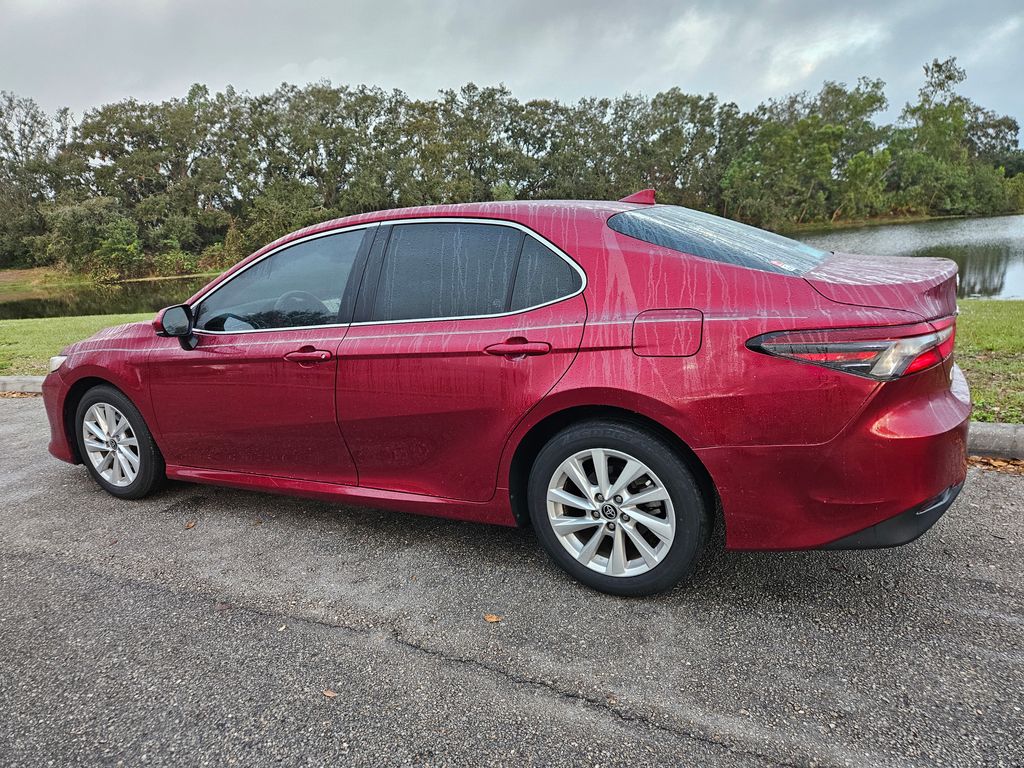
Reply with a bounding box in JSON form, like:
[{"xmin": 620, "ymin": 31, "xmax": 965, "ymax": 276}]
[
  {"xmin": 527, "ymin": 420, "xmax": 708, "ymax": 596},
  {"xmin": 75, "ymin": 385, "xmax": 165, "ymax": 499}
]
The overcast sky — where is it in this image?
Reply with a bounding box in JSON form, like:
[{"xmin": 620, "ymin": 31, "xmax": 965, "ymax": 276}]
[{"xmin": 2, "ymin": 0, "xmax": 1021, "ymax": 125}]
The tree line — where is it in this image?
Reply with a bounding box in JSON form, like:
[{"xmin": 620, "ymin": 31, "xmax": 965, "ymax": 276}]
[{"xmin": 1, "ymin": 56, "xmax": 1021, "ymax": 279}]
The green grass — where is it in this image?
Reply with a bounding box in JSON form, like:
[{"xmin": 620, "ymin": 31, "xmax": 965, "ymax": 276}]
[
  {"xmin": 956, "ymin": 299, "xmax": 1024, "ymax": 423},
  {"xmin": 1, "ymin": 301, "xmax": 1021, "ymax": 423},
  {"xmin": 0, "ymin": 266, "xmax": 92, "ymax": 297},
  {"xmin": 781, "ymin": 211, "xmax": 1023, "ymax": 236},
  {"xmin": 0, "ymin": 313, "xmax": 151, "ymax": 376},
  {"xmin": 782, "ymin": 213, "xmax": 962, "ymax": 235}
]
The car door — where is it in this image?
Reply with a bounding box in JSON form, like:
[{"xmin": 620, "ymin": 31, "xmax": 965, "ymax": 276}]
[
  {"xmin": 336, "ymin": 219, "xmax": 587, "ymax": 502},
  {"xmin": 145, "ymin": 226, "xmax": 373, "ymax": 484}
]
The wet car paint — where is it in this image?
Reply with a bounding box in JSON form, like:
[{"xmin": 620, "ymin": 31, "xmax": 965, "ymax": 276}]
[{"xmin": 41, "ymin": 199, "xmax": 971, "ymax": 549}]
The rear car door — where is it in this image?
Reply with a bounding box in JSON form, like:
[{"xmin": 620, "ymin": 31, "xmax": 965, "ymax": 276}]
[
  {"xmin": 336, "ymin": 219, "xmax": 587, "ymax": 501},
  {"xmin": 146, "ymin": 226, "xmax": 372, "ymax": 483}
]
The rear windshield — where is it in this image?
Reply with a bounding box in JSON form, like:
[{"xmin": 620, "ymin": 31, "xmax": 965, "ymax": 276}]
[{"xmin": 607, "ymin": 205, "xmax": 828, "ymax": 276}]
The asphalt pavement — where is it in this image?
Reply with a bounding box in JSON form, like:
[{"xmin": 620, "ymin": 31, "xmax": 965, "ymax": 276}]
[{"xmin": 1, "ymin": 397, "xmax": 1021, "ymax": 767}]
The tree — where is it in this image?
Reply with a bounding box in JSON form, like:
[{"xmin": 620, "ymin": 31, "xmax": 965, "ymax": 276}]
[
  {"xmin": 834, "ymin": 149, "xmax": 892, "ymax": 220},
  {"xmin": 0, "ymin": 58, "xmax": 1020, "ymax": 278},
  {"xmin": 890, "ymin": 57, "xmax": 1019, "ymax": 215},
  {"xmin": 0, "ymin": 92, "xmax": 72, "ymax": 266},
  {"xmin": 722, "ymin": 115, "xmax": 843, "ymax": 227}
]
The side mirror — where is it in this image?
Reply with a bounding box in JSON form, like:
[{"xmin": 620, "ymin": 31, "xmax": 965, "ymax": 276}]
[{"xmin": 155, "ymin": 304, "xmax": 198, "ymax": 350}]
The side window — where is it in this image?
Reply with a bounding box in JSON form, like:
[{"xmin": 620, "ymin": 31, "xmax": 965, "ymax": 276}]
[
  {"xmin": 194, "ymin": 230, "xmax": 365, "ymax": 331},
  {"xmin": 510, "ymin": 238, "xmax": 582, "ymax": 311},
  {"xmin": 372, "ymin": 223, "xmax": 522, "ymax": 321}
]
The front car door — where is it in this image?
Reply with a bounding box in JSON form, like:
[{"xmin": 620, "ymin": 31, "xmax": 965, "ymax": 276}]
[
  {"xmin": 337, "ymin": 219, "xmax": 587, "ymax": 501},
  {"xmin": 145, "ymin": 225, "xmax": 372, "ymax": 484}
]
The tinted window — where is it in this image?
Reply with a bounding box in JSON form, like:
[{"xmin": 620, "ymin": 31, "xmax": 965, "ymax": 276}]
[
  {"xmin": 194, "ymin": 230, "xmax": 365, "ymax": 331},
  {"xmin": 608, "ymin": 205, "xmax": 827, "ymax": 275},
  {"xmin": 373, "ymin": 223, "xmax": 522, "ymax": 321},
  {"xmin": 510, "ymin": 238, "xmax": 581, "ymax": 311}
]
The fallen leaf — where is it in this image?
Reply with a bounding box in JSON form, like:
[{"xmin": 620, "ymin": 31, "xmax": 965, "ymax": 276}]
[
  {"xmin": 483, "ymin": 613, "xmax": 503, "ymax": 623},
  {"xmin": 323, "ymin": 689, "xmax": 338, "ymax": 698},
  {"xmin": 969, "ymin": 455, "xmax": 1024, "ymax": 475},
  {"xmin": 184, "ymin": 519, "xmax": 197, "ymax": 530}
]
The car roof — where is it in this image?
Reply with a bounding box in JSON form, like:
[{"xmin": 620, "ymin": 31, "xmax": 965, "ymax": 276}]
[{"xmin": 258, "ymin": 199, "xmax": 643, "ymax": 256}]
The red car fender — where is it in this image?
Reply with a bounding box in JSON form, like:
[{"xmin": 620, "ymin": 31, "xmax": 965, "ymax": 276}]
[
  {"xmin": 495, "ymin": 384, "xmax": 716, "ymax": 494},
  {"xmin": 55, "ymin": 358, "xmax": 160, "ymax": 455}
]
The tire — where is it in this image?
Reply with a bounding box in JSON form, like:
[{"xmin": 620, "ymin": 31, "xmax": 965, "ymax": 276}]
[
  {"xmin": 74, "ymin": 384, "xmax": 165, "ymax": 499},
  {"xmin": 527, "ymin": 420, "xmax": 708, "ymax": 596}
]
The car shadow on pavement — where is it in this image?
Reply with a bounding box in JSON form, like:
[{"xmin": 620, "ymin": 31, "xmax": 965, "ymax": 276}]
[{"xmin": 130, "ymin": 474, "xmax": 950, "ymax": 618}]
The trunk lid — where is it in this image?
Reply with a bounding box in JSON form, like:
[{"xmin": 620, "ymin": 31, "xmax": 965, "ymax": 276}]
[{"xmin": 803, "ymin": 252, "xmax": 958, "ymax": 320}]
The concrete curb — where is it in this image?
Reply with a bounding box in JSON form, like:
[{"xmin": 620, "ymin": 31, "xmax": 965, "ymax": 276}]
[
  {"xmin": 0, "ymin": 375, "xmax": 45, "ymax": 393},
  {"xmin": 967, "ymin": 422, "xmax": 1024, "ymax": 461},
  {"xmin": 1, "ymin": 375, "xmax": 1021, "ymax": 459}
]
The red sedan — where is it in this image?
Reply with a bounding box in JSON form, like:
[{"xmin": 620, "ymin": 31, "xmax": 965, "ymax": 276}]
[{"xmin": 41, "ymin": 194, "xmax": 970, "ymax": 595}]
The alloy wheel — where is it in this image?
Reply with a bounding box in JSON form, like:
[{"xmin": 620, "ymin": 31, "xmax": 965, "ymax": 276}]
[
  {"xmin": 81, "ymin": 402, "xmax": 141, "ymax": 487},
  {"xmin": 546, "ymin": 448, "xmax": 676, "ymax": 577}
]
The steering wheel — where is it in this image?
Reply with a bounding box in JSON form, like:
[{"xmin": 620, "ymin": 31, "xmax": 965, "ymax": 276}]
[{"xmin": 273, "ymin": 290, "xmax": 330, "ymax": 319}]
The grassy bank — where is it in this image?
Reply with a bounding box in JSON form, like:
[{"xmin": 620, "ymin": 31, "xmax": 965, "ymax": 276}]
[
  {"xmin": 0, "ymin": 266, "xmax": 219, "ymax": 300},
  {"xmin": 783, "ymin": 213, "xmax": 961, "ymax": 235},
  {"xmin": 0, "ymin": 267, "xmax": 92, "ymax": 298},
  {"xmin": 0, "ymin": 313, "xmax": 151, "ymax": 376},
  {"xmin": 783, "ymin": 210, "xmax": 1024, "ymax": 236},
  {"xmin": 956, "ymin": 299, "xmax": 1024, "ymax": 423},
  {"xmin": 0, "ymin": 301, "xmax": 1020, "ymax": 422}
]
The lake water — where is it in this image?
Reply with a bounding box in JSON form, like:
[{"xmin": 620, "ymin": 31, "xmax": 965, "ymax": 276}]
[
  {"xmin": 798, "ymin": 214, "xmax": 1024, "ymax": 299},
  {"xmin": 1, "ymin": 214, "xmax": 1022, "ymax": 319}
]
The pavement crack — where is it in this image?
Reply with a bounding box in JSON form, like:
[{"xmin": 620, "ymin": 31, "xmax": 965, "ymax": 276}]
[
  {"xmin": 383, "ymin": 630, "xmax": 812, "ymax": 768},
  {"xmin": 3, "ymin": 550, "xmax": 832, "ymax": 768},
  {"xmin": 225, "ymin": 597, "xmax": 812, "ymax": 767}
]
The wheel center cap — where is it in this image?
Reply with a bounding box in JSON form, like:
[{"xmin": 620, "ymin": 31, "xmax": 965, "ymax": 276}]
[{"xmin": 600, "ymin": 503, "xmax": 618, "ymax": 520}]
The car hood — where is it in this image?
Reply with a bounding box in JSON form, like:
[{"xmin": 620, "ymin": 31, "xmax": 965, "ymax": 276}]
[{"xmin": 62, "ymin": 320, "xmax": 154, "ymax": 356}]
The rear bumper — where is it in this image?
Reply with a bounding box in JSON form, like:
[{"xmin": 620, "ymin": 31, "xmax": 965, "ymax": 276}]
[
  {"xmin": 699, "ymin": 362, "xmax": 971, "ymax": 550},
  {"xmin": 823, "ymin": 482, "xmax": 962, "ymax": 549}
]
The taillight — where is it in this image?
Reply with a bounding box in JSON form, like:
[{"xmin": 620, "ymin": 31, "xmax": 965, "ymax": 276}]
[{"xmin": 748, "ymin": 317, "xmax": 956, "ymax": 380}]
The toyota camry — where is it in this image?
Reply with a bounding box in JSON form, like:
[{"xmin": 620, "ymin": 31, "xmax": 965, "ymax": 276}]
[{"xmin": 41, "ymin": 191, "xmax": 970, "ymax": 595}]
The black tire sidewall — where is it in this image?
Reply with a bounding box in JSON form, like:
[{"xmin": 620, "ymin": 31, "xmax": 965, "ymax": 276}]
[
  {"xmin": 528, "ymin": 420, "xmax": 707, "ymax": 596},
  {"xmin": 74, "ymin": 385, "xmax": 163, "ymax": 499}
]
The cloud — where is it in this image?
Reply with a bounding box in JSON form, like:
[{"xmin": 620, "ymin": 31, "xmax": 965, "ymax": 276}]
[{"xmin": 0, "ymin": 0, "xmax": 1019, "ymax": 127}]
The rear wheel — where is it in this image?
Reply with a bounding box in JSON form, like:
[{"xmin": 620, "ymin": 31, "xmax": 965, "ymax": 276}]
[
  {"xmin": 527, "ymin": 420, "xmax": 708, "ymax": 596},
  {"xmin": 75, "ymin": 385, "xmax": 164, "ymax": 499}
]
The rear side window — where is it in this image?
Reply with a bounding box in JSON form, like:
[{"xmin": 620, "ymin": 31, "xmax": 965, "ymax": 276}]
[
  {"xmin": 372, "ymin": 223, "xmax": 522, "ymax": 321},
  {"xmin": 511, "ymin": 238, "xmax": 582, "ymax": 311},
  {"xmin": 608, "ymin": 205, "xmax": 827, "ymax": 275},
  {"xmin": 194, "ymin": 229, "xmax": 365, "ymax": 331}
]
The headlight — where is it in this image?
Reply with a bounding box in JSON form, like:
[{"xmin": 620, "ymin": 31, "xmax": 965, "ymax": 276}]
[{"xmin": 48, "ymin": 355, "xmax": 67, "ymax": 373}]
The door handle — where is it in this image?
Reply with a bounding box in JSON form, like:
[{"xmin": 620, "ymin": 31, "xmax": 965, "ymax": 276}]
[
  {"xmin": 484, "ymin": 339, "xmax": 551, "ymax": 358},
  {"xmin": 284, "ymin": 347, "xmax": 333, "ymax": 364}
]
